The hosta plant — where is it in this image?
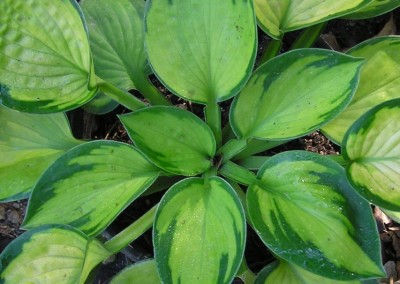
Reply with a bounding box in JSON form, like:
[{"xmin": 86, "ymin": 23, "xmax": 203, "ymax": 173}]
[{"xmin": 1, "ymin": 0, "xmax": 400, "ymax": 283}]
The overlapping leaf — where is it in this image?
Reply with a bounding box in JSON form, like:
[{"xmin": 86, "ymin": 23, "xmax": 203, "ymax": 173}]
[
  {"xmin": 343, "ymin": 99, "xmax": 400, "ymax": 211},
  {"xmin": 145, "ymin": 0, "xmax": 257, "ymax": 104},
  {"xmin": 0, "ymin": 225, "xmax": 111, "ymax": 283},
  {"xmin": 345, "ymin": 0, "xmax": 400, "ymax": 19},
  {"xmin": 0, "ymin": 105, "xmax": 81, "ymax": 201},
  {"xmin": 247, "ymin": 151, "xmax": 384, "ymax": 280},
  {"xmin": 23, "ymin": 141, "xmax": 159, "ymax": 237},
  {"xmin": 120, "ymin": 106, "xmax": 215, "ymax": 176},
  {"xmin": 154, "ymin": 177, "xmax": 245, "ymax": 284},
  {"xmin": 254, "ymin": 0, "xmax": 372, "ymax": 39},
  {"xmin": 322, "ymin": 36, "xmax": 400, "ymax": 144},
  {"xmin": 231, "ymin": 49, "xmax": 363, "ymax": 141},
  {"xmin": 0, "ymin": 0, "xmax": 97, "ymax": 113},
  {"xmin": 110, "ymin": 260, "xmax": 161, "ymax": 284}
]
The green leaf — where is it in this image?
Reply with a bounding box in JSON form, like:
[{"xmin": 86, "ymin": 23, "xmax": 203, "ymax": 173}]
[
  {"xmin": 254, "ymin": 0, "xmax": 372, "ymax": 39},
  {"xmin": 154, "ymin": 177, "xmax": 246, "ymax": 284},
  {"xmin": 0, "ymin": 105, "xmax": 81, "ymax": 201},
  {"xmin": 110, "ymin": 260, "xmax": 161, "ymax": 284},
  {"xmin": 120, "ymin": 106, "xmax": 215, "ymax": 176},
  {"xmin": 81, "ymin": 0, "xmax": 151, "ymax": 91},
  {"xmin": 247, "ymin": 151, "xmax": 384, "ymax": 280},
  {"xmin": 23, "ymin": 140, "xmax": 159, "ymax": 237},
  {"xmin": 0, "ymin": 224, "xmax": 111, "ymax": 283},
  {"xmin": 82, "ymin": 91, "xmax": 119, "ymax": 115},
  {"xmin": 145, "ymin": 0, "xmax": 257, "ymax": 104},
  {"xmin": 345, "ymin": 0, "xmax": 400, "ymax": 19},
  {"xmin": 0, "ymin": 0, "xmax": 97, "ymax": 113},
  {"xmin": 342, "ymin": 99, "xmax": 400, "ymax": 211},
  {"xmin": 255, "ymin": 260, "xmax": 368, "ymax": 284},
  {"xmin": 322, "ymin": 36, "xmax": 400, "ymax": 144},
  {"xmin": 231, "ymin": 49, "xmax": 363, "ymax": 141}
]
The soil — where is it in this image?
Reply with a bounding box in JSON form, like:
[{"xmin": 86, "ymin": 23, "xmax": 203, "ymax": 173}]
[{"xmin": 2, "ymin": 9, "xmax": 400, "ymax": 283}]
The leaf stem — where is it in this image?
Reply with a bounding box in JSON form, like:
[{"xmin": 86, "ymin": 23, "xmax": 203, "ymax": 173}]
[
  {"xmin": 259, "ymin": 38, "xmax": 282, "ymax": 65},
  {"xmin": 219, "ymin": 138, "xmax": 248, "ymax": 163},
  {"xmin": 96, "ymin": 77, "xmax": 147, "ymax": 111},
  {"xmin": 236, "ymin": 257, "xmax": 256, "ymax": 284},
  {"xmin": 219, "ymin": 161, "xmax": 257, "ymax": 186},
  {"xmin": 236, "ymin": 156, "xmax": 271, "ymax": 170},
  {"xmin": 136, "ymin": 77, "xmax": 172, "ymax": 106},
  {"xmin": 205, "ymin": 101, "xmax": 222, "ymax": 148},
  {"xmin": 326, "ymin": 154, "xmax": 348, "ymax": 167},
  {"xmin": 290, "ymin": 22, "xmax": 327, "ymax": 50},
  {"xmin": 104, "ymin": 204, "xmax": 157, "ymax": 254},
  {"xmin": 234, "ymin": 139, "xmax": 290, "ymax": 160}
]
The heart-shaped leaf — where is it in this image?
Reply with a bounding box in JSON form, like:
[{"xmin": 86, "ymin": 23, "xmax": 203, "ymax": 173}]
[
  {"xmin": 145, "ymin": 0, "xmax": 257, "ymax": 104},
  {"xmin": 120, "ymin": 106, "xmax": 215, "ymax": 176},
  {"xmin": 344, "ymin": 0, "xmax": 400, "ymax": 19},
  {"xmin": 254, "ymin": 0, "xmax": 372, "ymax": 39},
  {"xmin": 342, "ymin": 99, "xmax": 400, "ymax": 211},
  {"xmin": 23, "ymin": 140, "xmax": 159, "ymax": 237},
  {"xmin": 247, "ymin": 151, "xmax": 384, "ymax": 280},
  {"xmin": 81, "ymin": 0, "xmax": 151, "ymax": 91},
  {"xmin": 110, "ymin": 260, "xmax": 161, "ymax": 284},
  {"xmin": 154, "ymin": 177, "xmax": 246, "ymax": 284},
  {"xmin": 322, "ymin": 36, "xmax": 400, "ymax": 144},
  {"xmin": 0, "ymin": 0, "xmax": 97, "ymax": 113},
  {"xmin": 0, "ymin": 105, "xmax": 81, "ymax": 201},
  {"xmin": 0, "ymin": 224, "xmax": 111, "ymax": 283},
  {"xmin": 255, "ymin": 260, "xmax": 371, "ymax": 284},
  {"xmin": 231, "ymin": 49, "xmax": 363, "ymax": 141}
]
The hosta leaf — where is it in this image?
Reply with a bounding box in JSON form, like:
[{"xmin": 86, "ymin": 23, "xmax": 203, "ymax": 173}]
[
  {"xmin": 120, "ymin": 106, "xmax": 215, "ymax": 176},
  {"xmin": 0, "ymin": 0, "xmax": 97, "ymax": 113},
  {"xmin": 345, "ymin": 0, "xmax": 400, "ymax": 20},
  {"xmin": 110, "ymin": 260, "xmax": 161, "ymax": 284},
  {"xmin": 81, "ymin": 0, "xmax": 151, "ymax": 91},
  {"xmin": 322, "ymin": 36, "xmax": 400, "ymax": 144},
  {"xmin": 23, "ymin": 140, "xmax": 159, "ymax": 237},
  {"xmin": 0, "ymin": 224, "xmax": 111, "ymax": 284},
  {"xmin": 254, "ymin": 0, "xmax": 372, "ymax": 39},
  {"xmin": 342, "ymin": 99, "xmax": 400, "ymax": 211},
  {"xmin": 255, "ymin": 260, "xmax": 373, "ymax": 284},
  {"xmin": 82, "ymin": 91, "xmax": 119, "ymax": 115},
  {"xmin": 154, "ymin": 177, "xmax": 245, "ymax": 284},
  {"xmin": 247, "ymin": 151, "xmax": 384, "ymax": 280},
  {"xmin": 0, "ymin": 105, "xmax": 81, "ymax": 201},
  {"xmin": 231, "ymin": 49, "xmax": 363, "ymax": 141},
  {"xmin": 145, "ymin": 0, "xmax": 257, "ymax": 104}
]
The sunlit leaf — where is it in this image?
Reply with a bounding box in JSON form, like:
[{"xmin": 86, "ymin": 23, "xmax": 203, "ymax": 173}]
[
  {"xmin": 154, "ymin": 177, "xmax": 245, "ymax": 284},
  {"xmin": 231, "ymin": 49, "xmax": 363, "ymax": 141},
  {"xmin": 247, "ymin": 151, "xmax": 384, "ymax": 280},
  {"xmin": 120, "ymin": 106, "xmax": 215, "ymax": 176},
  {"xmin": 110, "ymin": 260, "xmax": 161, "ymax": 284},
  {"xmin": 0, "ymin": 105, "xmax": 81, "ymax": 201},
  {"xmin": 145, "ymin": 0, "xmax": 257, "ymax": 104},
  {"xmin": 23, "ymin": 140, "xmax": 159, "ymax": 237},
  {"xmin": 0, "ymin": 0, "xmax": 97, "ymax": 113},
  {"xmin": 322, "ymin": 36, "xmax": 400, "ymax": 144},
  {"xmin": 345, "ymin": 0, "xmax": 400, "ymax": 19},
  {"xmin": 0, "ymin": 224, "xmax": 111, "ymax": 283},
  {"xmin": 343, "ymin": 99, "xmax": 400, "ymax": 211}
]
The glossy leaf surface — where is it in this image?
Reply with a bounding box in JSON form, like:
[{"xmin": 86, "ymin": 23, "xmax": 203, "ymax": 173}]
[
  {"xmin": 0, "ymin": 105, "xmax": 81, "ymax": 201},
  {"xmin": 120, "ymin": 106, "xmax": 215, "ymax": 176},
  {"xmin": 255, "ymin": 261, "xmax": 371, "ymax": 284},
  {"xmin": 345, "ymin": 0, "xmax": 400, "ymax": 19},
  {"xmin": 322, "ymin": 36, "xmax": 400, "ymax": 144},
  {"xmin": 0, "ymin": 225, "xmax": 111, "ymax": 283},
  {"xmin": 247, "ymin": 151, "xmax": 384, "ymax": 280},
  {"xmin": 254, "ymin": 0, "xmax": 372, "ymax": 39},
  {"xmin": 343, "ymin": 99, "xmax": 400, "ymax": 211},
  {"xmin": 0, "ymin": 0, "xmax": 97, "ymax": 113},
  {"xmin": 231, "ymin": 49, "xmax": 363, "ymax": 140},
  {"xmin": 145, "ymin": 0, "xmax": 256, "ymax": 104},
  {"xmin": 154, "ymin": 177, "xmax": 245, "ymax": 284},
  {"xmin": 23, "ymin": 141, "xmax": 159, "ymax": 237},
  {"xmin": 81, "ymin": 0, "xmax": 151, "ymax": 91},
  {"xmin": 110, "ymin": 260, "xmax": 161, "ymax": 284}
]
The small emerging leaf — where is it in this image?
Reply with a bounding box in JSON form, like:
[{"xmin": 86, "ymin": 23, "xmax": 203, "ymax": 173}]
[
  {"xmin": 120, "ymin": 106, "xmax": 215, "ymax": 176},
  {"xmin": 231, "ymin": 49, "xmax": 363, "ymax": 141},
  {"xmin": 343, "ymin": 99, "xmax": 400, "ymax": 211},
  {"xmin": 0, "ymin": 105, "xmax": 81, "ymax": 201},
  {"xmin": 247, "ymin": 151, "xmax": 384, "ymax": 280},
  {"xmin": 110, "ymin": 260, "xmax": 161, "ymax": 284},
  {"xmin": 0, "ymin": 225, "xmax": 111, "ymax": 284},
  {"xmin": 154, "ymin": 177, "xmax": 246, "ymax": 284},
  {"xmin": 0, "ymin": 0, "xmax": 97, "ymax": 112},
  {"xmin": 23, "ymin": 141, "xmax": 159, "ymax": 237}
]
